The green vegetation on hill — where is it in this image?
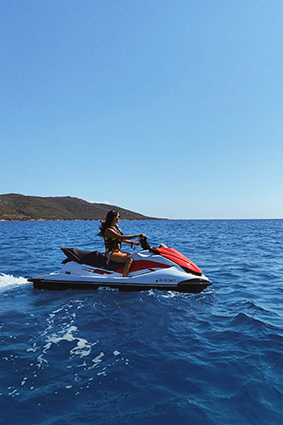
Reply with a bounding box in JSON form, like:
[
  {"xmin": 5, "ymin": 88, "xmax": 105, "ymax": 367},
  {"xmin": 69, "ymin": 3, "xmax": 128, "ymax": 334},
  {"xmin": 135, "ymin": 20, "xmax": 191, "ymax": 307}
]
[{"xmin": 0, "ymin": 194, "xmax": 157, "ymax": 221}]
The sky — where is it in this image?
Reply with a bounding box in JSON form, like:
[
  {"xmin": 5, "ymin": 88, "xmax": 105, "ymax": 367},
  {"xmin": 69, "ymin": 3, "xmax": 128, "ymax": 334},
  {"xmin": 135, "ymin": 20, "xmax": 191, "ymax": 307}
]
[{"xmin": 1, "ymin": 0, "xmax": 282, "ymax": 219}]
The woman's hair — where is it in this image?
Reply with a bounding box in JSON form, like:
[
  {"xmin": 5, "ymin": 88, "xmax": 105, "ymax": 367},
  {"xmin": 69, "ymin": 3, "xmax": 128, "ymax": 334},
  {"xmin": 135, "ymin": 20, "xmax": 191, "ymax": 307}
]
[{"xmin": 98, "ymin": 210, "xmax": 119, "ymax": 236}]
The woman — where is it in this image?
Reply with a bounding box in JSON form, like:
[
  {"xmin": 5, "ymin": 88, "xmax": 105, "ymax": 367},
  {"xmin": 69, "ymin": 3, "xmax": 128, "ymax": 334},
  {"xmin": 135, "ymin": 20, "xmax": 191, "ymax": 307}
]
[{"xmin": 98, "ymin": 210, "xmax": 143, "ymax": 277}]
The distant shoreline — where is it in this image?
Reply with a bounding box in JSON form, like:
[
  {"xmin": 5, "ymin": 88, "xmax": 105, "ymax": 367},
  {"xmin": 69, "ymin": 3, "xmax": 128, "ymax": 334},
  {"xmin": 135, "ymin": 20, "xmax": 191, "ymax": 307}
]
[
  {"xmin": 0, "ymin": 217, "xmax": 281, "ymax": 222},
  {"xmin": 0, "ymin": 194, "xmax": 161, "ymax": 221},
  {"xmin": 0, "ymin": 218, "xmax": 163, "ymax": 222}
]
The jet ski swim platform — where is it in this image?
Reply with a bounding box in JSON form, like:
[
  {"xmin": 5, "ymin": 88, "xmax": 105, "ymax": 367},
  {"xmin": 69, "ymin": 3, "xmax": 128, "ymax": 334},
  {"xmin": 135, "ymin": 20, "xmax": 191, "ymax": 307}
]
[{"xmin": 29, "ymin": 245, "xmax": 212, "ymax": 293}]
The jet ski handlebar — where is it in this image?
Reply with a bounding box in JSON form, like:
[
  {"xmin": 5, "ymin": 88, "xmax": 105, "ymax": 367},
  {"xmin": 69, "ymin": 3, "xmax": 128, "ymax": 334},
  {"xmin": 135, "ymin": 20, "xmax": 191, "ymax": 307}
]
[{"xmin": 138, "ymin": 235, "xmax": 151, "ymax": 250}]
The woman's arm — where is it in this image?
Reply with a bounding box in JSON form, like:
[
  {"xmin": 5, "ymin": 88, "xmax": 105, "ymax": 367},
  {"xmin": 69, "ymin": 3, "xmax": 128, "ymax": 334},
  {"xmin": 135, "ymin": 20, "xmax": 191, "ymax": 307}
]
[
  {"xmin": 105, "ymin": 228, "xmax": 142, "ymax": 240},
  {"xmin": 123, "ymin": 239, "xmax": 139, "ymax": 245}
]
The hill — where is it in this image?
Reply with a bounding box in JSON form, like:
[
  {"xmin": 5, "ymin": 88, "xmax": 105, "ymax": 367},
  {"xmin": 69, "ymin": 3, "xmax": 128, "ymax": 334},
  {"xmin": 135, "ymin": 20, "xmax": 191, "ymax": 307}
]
[{"xmin": 0, "ymin": 194, "xmax": 158, "ymax": 221}]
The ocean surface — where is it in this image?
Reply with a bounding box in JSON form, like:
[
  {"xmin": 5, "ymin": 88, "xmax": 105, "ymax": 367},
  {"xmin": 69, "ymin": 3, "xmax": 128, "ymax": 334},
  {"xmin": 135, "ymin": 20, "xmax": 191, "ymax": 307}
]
[{"xmin": 0, "ymin": 219, "xmax": 282, "ymax": 425}]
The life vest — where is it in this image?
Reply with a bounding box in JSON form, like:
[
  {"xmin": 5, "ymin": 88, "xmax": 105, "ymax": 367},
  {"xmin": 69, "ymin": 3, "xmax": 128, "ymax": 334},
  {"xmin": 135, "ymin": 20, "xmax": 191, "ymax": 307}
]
[{"xmin": 104, "ymin": 225, "xmax": 123, "ymax": 253}]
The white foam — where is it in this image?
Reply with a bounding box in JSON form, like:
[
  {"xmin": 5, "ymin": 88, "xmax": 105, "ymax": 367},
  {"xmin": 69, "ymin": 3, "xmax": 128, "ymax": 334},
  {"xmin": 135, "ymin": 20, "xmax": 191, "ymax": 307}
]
[
  {"xmin": 70, "ymin": 337, "xmax": 92, "ymax": 358},
  {"xmin": 0, "ymin": 273, "xmax": 29, "ymax": 290},
  {"xmin": 38, "ymin": 325, "xmax": 92, "ymax": 363},
  {"xmin": 87, "ymin": 352, "xmax": 105, "ymax": 370}
]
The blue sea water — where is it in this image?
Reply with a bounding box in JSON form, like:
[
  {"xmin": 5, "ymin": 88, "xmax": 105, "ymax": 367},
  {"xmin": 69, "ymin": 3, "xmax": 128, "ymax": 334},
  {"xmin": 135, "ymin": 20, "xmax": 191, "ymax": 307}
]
[{"xmin": 0, "ymin": 219, "xmax": 282, "ymax": 425}]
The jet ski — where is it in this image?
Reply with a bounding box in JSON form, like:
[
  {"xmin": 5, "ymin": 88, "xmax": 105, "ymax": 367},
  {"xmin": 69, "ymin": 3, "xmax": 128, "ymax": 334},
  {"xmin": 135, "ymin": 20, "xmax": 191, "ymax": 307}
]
[{"xmin": 28, "ymin": 237, "xmax": 212, "ymax": 293}]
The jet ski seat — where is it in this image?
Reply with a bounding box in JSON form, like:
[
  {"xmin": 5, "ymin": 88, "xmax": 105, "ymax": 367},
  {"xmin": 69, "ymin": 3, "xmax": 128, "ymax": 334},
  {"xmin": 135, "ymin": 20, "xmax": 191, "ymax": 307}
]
[{"xmin": 61, "ymin": 247, "xmax": 122, "ymax": 271}]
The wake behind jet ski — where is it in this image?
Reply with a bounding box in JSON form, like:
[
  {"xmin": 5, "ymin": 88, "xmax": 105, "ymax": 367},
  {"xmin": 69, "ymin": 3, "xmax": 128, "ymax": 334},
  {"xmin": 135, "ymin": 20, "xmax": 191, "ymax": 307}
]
[{"xmin": 28, "ymin": 236, "xmax": 212, "ymax": 293}]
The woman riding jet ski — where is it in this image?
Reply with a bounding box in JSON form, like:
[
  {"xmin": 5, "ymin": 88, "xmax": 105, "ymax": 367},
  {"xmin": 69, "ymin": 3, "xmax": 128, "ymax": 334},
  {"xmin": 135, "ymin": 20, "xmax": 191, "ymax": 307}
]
[
  {"xmin": 28, "ymin": 211, "xmax": 212, "ymax": 293},
  {"xmin": 98, "ymin": 210, "xmax": 144, "ymax": 277}
]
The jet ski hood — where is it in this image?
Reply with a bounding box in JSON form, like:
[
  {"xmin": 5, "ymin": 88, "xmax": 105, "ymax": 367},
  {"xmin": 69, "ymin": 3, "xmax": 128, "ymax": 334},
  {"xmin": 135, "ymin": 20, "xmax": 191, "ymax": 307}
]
[{"xmin": 155, "ymin": 247, "xmax": 202, "ymax": 275}]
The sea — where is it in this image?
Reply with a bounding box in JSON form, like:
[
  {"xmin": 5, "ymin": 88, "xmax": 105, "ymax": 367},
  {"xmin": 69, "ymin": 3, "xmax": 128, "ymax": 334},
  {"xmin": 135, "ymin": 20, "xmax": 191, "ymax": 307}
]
[{"xmin": 0, "ymin": 219, "xmax": 282, "ymax": 425}]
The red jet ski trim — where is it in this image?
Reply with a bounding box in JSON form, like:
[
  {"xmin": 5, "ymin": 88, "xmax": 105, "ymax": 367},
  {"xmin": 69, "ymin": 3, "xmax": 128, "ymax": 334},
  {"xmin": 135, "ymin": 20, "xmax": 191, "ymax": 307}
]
[{"xmin": 155, "ymin": 247, "xmax": 202, "ymax": 275}]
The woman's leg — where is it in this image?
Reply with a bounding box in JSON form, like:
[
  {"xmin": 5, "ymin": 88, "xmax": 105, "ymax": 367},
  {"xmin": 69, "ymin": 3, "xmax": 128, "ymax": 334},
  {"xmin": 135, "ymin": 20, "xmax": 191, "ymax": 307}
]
[{"xmin": 110, "ymin": 252, "xmax": 133, "ymax": 277}]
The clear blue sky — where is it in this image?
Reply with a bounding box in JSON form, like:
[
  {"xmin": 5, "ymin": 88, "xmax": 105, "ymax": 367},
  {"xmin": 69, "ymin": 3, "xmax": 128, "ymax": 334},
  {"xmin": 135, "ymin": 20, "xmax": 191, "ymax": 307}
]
[{"xmin": 1, "ymin": 0, "xmax": 282, "ymax": 219}]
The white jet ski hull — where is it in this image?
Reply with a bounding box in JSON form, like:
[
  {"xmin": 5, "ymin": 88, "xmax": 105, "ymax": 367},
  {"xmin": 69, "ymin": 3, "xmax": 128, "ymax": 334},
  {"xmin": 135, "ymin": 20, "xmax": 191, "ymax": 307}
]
[{"xmin": 29, "ymin": 247, "xmax": 212, "ymax": 293}]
